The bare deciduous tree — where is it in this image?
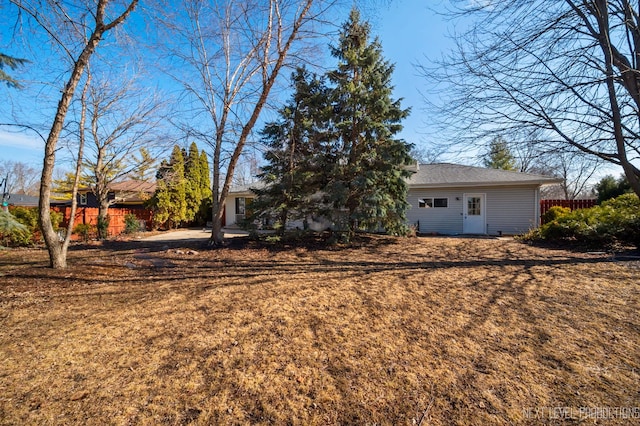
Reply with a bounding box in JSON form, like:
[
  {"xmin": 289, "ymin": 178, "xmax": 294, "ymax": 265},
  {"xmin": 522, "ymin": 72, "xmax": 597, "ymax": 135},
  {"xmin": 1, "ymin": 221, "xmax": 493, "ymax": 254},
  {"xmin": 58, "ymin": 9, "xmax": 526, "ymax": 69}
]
[
  {"xmin": 156, "ymin": 0, "xmax": 337, "ymax": 246},
  {"xmin": 81, "ymin": 71, "xmax": 163, "ymax": 237},
  {"xmin": 420, "ymin": 0, "xmax": 640, "ymax": 197},
  {"xmin": 9, "ymin": 0, "xmax": 138, "ymax": 268},
  {"xmin": 0, "ymin": 160, "xmax": 40, "ymax": 195}
]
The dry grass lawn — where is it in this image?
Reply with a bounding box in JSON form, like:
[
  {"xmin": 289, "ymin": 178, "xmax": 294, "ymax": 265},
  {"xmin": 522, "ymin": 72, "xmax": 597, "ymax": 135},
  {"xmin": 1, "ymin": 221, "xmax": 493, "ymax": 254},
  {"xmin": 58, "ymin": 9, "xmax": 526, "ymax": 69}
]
[{"xmin": 0, "ymin": 235, "xmax": 638, "ymax": 425}]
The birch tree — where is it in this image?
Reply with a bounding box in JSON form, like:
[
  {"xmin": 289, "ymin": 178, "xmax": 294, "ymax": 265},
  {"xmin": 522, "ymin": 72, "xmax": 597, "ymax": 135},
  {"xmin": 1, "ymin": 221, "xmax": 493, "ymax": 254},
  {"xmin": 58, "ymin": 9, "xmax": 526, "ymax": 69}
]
[
  {"xmin": 158, "ymin": 0, "xmax": 337, "ymax": 246},
  {"xmin": 8, "ymin": 0, "xmax": 138, "ymax": 268}
]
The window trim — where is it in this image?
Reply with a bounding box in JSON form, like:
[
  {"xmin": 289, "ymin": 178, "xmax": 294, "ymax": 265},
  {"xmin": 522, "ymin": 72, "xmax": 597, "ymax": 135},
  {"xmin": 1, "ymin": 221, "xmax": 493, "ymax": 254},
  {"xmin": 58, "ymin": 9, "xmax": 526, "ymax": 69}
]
[{"xmin": 79, "ymin": 193, "xmax": 87, "ymax": 206}]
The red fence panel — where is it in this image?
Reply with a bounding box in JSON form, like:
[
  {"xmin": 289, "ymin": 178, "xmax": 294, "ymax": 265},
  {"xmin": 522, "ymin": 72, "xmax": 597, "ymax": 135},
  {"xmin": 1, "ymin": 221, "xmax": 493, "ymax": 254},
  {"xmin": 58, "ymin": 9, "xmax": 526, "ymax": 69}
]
[
  {"xmin": 52, "ymin": 206, "xmax": 153, "ymax": 237},
  {"xmin": 540, "ymin": 199, "xmax": 597, "ymax": 224}
]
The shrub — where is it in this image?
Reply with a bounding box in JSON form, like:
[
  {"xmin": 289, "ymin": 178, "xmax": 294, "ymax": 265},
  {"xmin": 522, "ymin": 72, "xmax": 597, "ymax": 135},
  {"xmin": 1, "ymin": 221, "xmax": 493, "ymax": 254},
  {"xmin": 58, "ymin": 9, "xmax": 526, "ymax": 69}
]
[
  {"xmin": 73, "ymin": 223, "xmax": 92, "ymax": 242},
  {"xmin": 97, "ymin": 215, "xmax": 110, "ymax": 239},
  {"xmin": 50, "ymin": 209, "xmax": 63, "ymax": 232},
  {"xmin": 0, "ymin": 210, "xmax": 30, "ymax": 246},
  {"xmin": 11, "ymin": 206, "xmax": 38, "ymax": 229},
  {"xmin": 1, "ymin": 207, "xmax": 68, "ymax": 247},
  {"xmin": 124, "ymin": 213, "xmax": 142, "ymax": 234},
  {"xmin": 541, "ymin": 206, "xmax": 571, "ymax": 224},
  {"xmin": 527, "ymin": 193, "xmax": 640, "ymax": 247}
]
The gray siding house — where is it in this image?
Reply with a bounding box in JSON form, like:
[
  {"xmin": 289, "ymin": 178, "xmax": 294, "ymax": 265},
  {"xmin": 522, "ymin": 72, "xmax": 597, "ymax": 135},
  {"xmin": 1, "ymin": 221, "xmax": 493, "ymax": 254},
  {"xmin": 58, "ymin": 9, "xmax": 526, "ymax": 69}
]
[
  {"xmin": 225, "ymin": 163, "xmax": 562, "ymax": 235},
  {"xmin": 406, "ymin": 163, "xmax": 562, "ymax": 235}
]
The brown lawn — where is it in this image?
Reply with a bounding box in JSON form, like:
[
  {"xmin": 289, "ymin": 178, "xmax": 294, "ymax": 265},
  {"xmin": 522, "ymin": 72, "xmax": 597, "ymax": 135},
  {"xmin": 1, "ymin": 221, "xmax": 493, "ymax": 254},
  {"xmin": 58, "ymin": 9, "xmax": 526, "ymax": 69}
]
[{"xmin": 0, "ymin": 236, "xmax": 638, "ymax": 425}]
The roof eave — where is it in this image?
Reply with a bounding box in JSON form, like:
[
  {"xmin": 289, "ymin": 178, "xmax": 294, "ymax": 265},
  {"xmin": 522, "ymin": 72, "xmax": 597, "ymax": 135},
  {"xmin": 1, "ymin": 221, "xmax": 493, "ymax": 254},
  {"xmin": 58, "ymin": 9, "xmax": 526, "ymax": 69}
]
[{"xmin": 409, "ymin": 179, "xmax": 563, "ymax": 189}]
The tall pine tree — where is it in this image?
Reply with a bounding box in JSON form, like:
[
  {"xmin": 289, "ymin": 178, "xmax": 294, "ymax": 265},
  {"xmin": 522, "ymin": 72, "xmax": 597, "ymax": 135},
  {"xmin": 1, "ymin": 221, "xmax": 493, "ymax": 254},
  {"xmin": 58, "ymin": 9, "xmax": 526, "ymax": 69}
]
[
  {"xmin": 252, "ymin": 10, "xmax": 413, "ymax": 238},
  {"xmin": 483, "ymin": 136, "xmax": 517, "ymax": 171},
  {"xmin": 251, "ymin": 67, "xmax": 330, "ymax": 234},
  {"xmin": 326, "ymin": 9, "xmax": 412, "ymax": 236}
]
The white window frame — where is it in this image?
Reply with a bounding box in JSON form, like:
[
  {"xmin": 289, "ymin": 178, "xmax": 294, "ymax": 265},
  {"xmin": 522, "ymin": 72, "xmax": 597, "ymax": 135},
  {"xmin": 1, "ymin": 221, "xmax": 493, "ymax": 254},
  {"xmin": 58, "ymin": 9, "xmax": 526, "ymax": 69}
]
[{"xmin": 79, "ymin": 193, "xmax": 87, "ymax": 206}]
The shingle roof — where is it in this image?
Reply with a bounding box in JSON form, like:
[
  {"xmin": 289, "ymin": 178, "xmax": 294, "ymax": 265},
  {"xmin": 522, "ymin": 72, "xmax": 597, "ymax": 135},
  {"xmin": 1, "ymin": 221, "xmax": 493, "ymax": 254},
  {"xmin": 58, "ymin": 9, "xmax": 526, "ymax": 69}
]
[
  {"xmin": 6, "ymin": 193, "xmax": 39, "ymax": 207},
  {"xmin": 407, "ymin": 163, "xmax": 562, "ymax": 188},
  {"xmin": 230, "ymin": 181, "xmax": 266, "ymax": 194},
  {"xmin": 227, "ymin": 163, "xmax": 562, "ymax": 195},
  {"xmin": 109, "ymin": 180, "xmax": 156, "ymax": 193}
]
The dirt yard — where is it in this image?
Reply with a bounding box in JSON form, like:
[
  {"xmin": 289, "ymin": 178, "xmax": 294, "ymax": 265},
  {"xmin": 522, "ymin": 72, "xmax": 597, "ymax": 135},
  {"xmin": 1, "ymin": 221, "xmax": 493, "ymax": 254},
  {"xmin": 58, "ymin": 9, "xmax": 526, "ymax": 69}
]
[{"xmin": 0, "ymin": 236, "xmax": 638, "ymax": 425}]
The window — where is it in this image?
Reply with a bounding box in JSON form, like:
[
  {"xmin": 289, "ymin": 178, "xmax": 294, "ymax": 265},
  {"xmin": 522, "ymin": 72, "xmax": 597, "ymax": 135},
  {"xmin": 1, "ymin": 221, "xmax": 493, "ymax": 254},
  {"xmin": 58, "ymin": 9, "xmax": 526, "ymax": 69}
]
[
  {"xmin": 235, "ymin": 197, "xmax": 246, "ymax": 215},
  {"xmin": 418, "ymin": 198, "xmax": 433, "ymax": 208},
  {"xmin": 434, "ymin": 198, "xmax": 448, "ymax": 208},
  {"xmin": 419, "ymin": 198, "xmax": 448, "ymax": 208},
  {"xmin": 79, "ymin": 193, "xmax": 87, "ymax": 205},
  {"xmin": 467, "ymin": 196, "xmax": 481, "ymax": 215}
]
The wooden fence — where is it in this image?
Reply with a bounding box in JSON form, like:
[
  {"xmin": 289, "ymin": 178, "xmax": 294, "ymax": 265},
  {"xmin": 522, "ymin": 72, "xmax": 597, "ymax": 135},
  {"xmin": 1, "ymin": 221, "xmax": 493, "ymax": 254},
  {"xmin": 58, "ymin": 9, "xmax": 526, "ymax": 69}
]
[
  {"xmin": 52, "ymin": 206, "xmax": 153, "ymax": 236},
  {"xmin": 540, "ymin": 199, "xmax": 596, "ymax": 224}
]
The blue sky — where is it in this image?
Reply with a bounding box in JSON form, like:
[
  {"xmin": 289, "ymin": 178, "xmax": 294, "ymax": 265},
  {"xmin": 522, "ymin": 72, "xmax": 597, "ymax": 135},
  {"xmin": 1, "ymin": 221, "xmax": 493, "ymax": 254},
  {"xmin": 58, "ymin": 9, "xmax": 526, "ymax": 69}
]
[
  {"xmin": 0, "ymin": 0, "xmax": 457, "ymax": 169},
  {"xmin": 374, "ymin": 0, "xmax": 453, "ymax": 149}
]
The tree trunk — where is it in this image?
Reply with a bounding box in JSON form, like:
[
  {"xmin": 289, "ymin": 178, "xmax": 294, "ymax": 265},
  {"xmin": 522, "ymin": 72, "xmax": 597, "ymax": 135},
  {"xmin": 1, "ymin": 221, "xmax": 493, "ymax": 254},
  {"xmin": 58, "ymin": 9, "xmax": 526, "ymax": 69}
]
[
  {"xmin": 209, "ymin": 199, "xmax": 224, "ymax": 246},
  {"xmin": 30, "ymin": 0, "xmax": 138, "ymax": 268},
  {"xmin": 39, "ymin": 36, "xmax": 103, "ymax": 268},
  {"xmin": 206, "ymin": 0, "xmax": 314, "ymax": 248},
  {"xmin": 98, "ymin": 199, "xmax": 110, "ymax": 239}
]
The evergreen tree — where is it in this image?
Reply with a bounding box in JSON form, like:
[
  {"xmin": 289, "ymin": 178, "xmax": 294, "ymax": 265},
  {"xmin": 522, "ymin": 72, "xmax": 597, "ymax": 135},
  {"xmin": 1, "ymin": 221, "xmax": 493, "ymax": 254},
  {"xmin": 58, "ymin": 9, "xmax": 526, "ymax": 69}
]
[
  {"xmin": 251, "ymin": 67, "xmax": 330, "ymax": 234},
  {"xmin": 325, "ymin": 9, "xmax": 412, "ymax": 237},
  {"xmin": 131, "ymin": 147, "xmax": 156, "ymax": 181},
  {"xmin": 151, "ymin": 146, "xmax": 187, "ymax": 229},
  {"xmin": 483, "ymin": 136, "xmax": 517, "ymax": 170},
  {"xmin": 199, "ymin": 150, "xmax": 212, "ymax": 224},
  {"xmin": 184, "ymin": 142, "xmax": 202, "ymax": 223},
  {"xmin": 150, "ymin": 162, "xmax": 171, "ymax": 228},
  {"xmin": 595, "ymin": 174, "xmax": 632, "ymax": 203},
  {"xmin": 251, "ymin": 10, "xmax": 412, "ymax": 239},
  {"xmin": 0, "ymin": 53, "xmax": 28, "ymax": 89}
]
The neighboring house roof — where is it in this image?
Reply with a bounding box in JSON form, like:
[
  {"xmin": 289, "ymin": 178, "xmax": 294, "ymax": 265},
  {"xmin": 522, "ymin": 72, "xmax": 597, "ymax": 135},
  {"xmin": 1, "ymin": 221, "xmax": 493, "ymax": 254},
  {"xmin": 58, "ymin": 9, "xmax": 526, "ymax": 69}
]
[
  {"xmin": 59, "ymin": 180, "xmax": 157, "ymax": 205},
  {"xmin": 229, "ymin": 181, "xmax": 266, "ymax": 196},
  {"xmin": 6, "ymin": 193, "xmax": 39, "ymax": 207},
  {"xmin": 407, "ymin": 163, "xmax": 563, "ymax": 188},
  {"xmin": 75, "ymin": 180, "xmax": 157, "ymax": 194},
  {"xmin": 109, "ymin": 180, "xmax": 157, "ymax": 193},
  {"xmin": 109, "ymin": 180, "xmax": 156, "ymax": 204}
]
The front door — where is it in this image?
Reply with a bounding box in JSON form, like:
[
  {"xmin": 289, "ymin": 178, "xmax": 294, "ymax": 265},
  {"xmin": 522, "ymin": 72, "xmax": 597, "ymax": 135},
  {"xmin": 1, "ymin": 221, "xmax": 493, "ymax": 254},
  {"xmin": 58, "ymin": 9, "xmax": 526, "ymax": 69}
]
[{"xmin": 463, "ymin": 193, "xmax": 486, "ymax": 234}]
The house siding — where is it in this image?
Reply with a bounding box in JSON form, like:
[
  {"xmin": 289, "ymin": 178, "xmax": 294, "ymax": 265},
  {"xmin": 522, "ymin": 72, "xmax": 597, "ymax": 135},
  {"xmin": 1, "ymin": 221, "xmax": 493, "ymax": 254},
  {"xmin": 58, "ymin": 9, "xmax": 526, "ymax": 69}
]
[
  {"xmin": 406, "ymin": 189, "xmax": 463, "ymax": 234},
  {"xmin": 407, "ymin": 185, "xmax": 540, "ymax": 235},
  {"xmin": 225, "ymin": 195, "xmax": 254, "ymax": 227},
  {"xmin": 225, "ymin": 197, "xmax": 236, "ymax": 227}
]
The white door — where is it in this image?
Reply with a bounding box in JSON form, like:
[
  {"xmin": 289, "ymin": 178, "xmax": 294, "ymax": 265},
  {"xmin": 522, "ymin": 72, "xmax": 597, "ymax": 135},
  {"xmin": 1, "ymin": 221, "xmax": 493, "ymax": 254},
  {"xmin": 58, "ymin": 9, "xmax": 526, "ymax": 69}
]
[{"xmin": 463, "ymin": 193, "xmax": 486, "ymax": 234}]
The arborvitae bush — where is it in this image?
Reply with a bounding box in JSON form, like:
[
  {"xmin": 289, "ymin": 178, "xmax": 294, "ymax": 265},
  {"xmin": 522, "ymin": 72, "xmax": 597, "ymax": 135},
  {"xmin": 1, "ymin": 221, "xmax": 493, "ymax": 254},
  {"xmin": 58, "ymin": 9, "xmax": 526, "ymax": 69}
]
[{"xmin": 97, "ymin": 215, "xmax": 110, "ymax": 239}]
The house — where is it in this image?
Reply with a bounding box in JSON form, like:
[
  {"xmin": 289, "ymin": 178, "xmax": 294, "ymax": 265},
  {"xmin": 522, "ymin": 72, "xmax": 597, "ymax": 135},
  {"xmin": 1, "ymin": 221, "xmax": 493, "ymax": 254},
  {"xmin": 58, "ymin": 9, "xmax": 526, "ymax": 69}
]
[
  {"xmin": 5, "ymin": 193, "xmax": 39, "ymax": 207},
  {"xmin": 224, "ymin": 163, "xmax": 562, "ymax": 235},
  {"xmin": 70, "ymin": 180, "xmax": 156, "ymax": 209},
  {"xmin": 406, "ymin": 163, "xmax": 562, "ymax": 235},
  {"xmin": 222, "ymin": 184, "xmax": 254, "ymax": 228},
  {"xmin": 51, "ymin": 180, "xmax": 157, "ymax": 235}
]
